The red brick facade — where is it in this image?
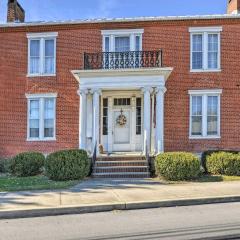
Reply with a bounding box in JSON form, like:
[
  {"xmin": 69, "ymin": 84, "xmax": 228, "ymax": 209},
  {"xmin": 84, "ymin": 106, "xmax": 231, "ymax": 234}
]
[{"xmin": 1, "ymin": 17, "xmax": 240, "ymax": 157}]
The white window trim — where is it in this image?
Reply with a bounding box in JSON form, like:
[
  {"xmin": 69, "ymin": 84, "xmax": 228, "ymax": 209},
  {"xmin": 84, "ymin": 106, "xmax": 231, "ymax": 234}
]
[
  {"xmin": 26, "ymin": 93, "xmax": 57, "ymax": 141},
  {"xmin": 101, "ymin": 29, "xmax": 144, "ymax": 52},
  {"xmin": 189, "ymin": 27, "xmax": 222, "ymax": 73},
  {"xmin": 188, "ymin": 89, "xmax": 222, "ymax": 139},
  {"xmin": 27, "ymin": 32, "xmax": 58, "ymax": 77}
]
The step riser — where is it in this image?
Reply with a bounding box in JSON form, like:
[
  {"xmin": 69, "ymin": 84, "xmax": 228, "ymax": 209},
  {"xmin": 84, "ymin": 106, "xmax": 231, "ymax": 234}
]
[
  {"xmin": 97, "ymin": 157, "xmax": 145, "ymax": 161},
  {"xmin": 94, "ymin": 168, "xmax": 149, "ymax": 173},
  {"xmin": 93, "ymin": 174, "xmax": 150, "ymax": 179},
  {"xmin": 95, "ymin": 162, "xmax": 148, "ymax": 167}
]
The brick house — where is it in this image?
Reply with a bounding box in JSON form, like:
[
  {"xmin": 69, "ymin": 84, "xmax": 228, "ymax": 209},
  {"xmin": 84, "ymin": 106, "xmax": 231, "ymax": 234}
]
[{"xmin": 1, "ymin": 0, "xmax": 240, "ymax": 176}]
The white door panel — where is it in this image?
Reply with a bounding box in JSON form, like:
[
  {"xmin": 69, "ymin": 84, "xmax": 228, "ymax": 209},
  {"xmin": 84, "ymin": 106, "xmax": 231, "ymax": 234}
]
[{"xmin": 113, "ymin": 109, "xmax": 131, "ymax": 151}]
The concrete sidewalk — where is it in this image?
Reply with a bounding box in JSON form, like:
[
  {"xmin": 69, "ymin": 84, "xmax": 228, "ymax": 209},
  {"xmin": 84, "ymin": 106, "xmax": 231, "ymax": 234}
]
[{"xmin": 0, "ymin": 179, "xmax": 240, "ymax": 218}]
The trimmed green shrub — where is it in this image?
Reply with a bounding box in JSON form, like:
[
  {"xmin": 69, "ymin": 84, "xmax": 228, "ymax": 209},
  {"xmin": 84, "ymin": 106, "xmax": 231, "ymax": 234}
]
[
  {"xmin": 155, "ymin": 152, "xmax": 201, "ymax": 181},
  {"xmin": 9, "ymin": 152, "xmax": 45, "ymax": 177},
  {"xmin": 45, "ymin": 149, "xmax": 90, "ymax": 181},
  {"xmin": 201, "ymin": 150, "xmax": 239, "ymax": 173},
  {"xmin": 206, "ymin": 152, "xmax": 240, "ymax": 176},
  {"xmin": 0, "ymin": 158, "xmax": 11, "ymax": 173}
]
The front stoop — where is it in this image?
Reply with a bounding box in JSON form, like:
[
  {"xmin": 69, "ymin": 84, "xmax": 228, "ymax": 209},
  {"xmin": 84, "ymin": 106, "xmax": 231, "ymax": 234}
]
[{"xmin": 92, "ymin": 156, "xmax": 150, "ymax": 178}]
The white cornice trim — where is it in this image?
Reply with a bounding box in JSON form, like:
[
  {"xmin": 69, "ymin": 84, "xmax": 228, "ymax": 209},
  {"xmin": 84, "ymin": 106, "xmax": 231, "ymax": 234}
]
[
  {"xmin": 2, "ymin": 14, "xmax": 240, "ymax": 29},
  {"xmin": 25, "ymin": 93, "xmax": 58, "ymax": 99},
  {"xmin": 189, "ymin": 26, "xmax": 223, "ymax": 33},
  {"xmin": 26, "ymin": 32, "xmax": 58, "ymax": 39},
  {"xmin": 71, "ymin": 67, "xmax": 173, "ymax": 82},
  {"xmin": 101, "ymin": 29, "xmax": 144, "ymax": 35},
  {"xmin": 188, "ymin": 89, "xmax": 222, "ymax": 95}
]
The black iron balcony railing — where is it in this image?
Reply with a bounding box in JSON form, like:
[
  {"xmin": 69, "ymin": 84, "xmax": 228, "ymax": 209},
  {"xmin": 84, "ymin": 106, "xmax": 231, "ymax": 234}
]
[{"xmin": 83, "ymin": 50, "xmax": 163, "ymax": 70}]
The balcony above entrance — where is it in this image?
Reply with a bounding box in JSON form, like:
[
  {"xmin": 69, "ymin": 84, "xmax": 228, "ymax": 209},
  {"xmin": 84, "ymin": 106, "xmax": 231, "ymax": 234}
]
[{"xmin": 83, "ymin": 50, "xmax": 163, "ymax": 70}]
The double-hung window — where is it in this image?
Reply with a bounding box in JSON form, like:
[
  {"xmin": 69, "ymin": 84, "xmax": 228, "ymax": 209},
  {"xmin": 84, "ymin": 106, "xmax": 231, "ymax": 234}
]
[
  {"xmin": 102, "ymin": 29, "xmax": 143, "ymax": 52},
  {"xmin": 189, "ymin": 27, "xmax": 222, "ymax": 72},
  {"xmin": 102, "ymin": 29, "xmax": 143, "ymax": 69},
  {"xmin": 27, "ymin": 32, "xmax": 58, "ymax": 76},
  {"xmin": 26, "ymin": 93, "xmax": 57, "ymax": 141},
  {"xmin": 189, "ymin": 90, "xmax": 222, "ymax": 139}
]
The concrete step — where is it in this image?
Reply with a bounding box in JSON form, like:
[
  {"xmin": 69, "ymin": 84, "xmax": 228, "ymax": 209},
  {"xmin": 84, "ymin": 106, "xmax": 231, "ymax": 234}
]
[
  {"xmin": 93, "ymin": 155, "xmax": 150, "ymax": 179},
  {"xmin": 97, "ymin": 156, "xmax": 145, "ymax": 161},
  {"xmin": 94, "ymin": 166, "xmax": 149, "ymax": 173},
  {"xmin": 95, "ymin": 161, "xmax": 148, "ymax": 167},
  {"xmin": 93, "ymin": 172, "xmax": 150, "ymax": 178}
]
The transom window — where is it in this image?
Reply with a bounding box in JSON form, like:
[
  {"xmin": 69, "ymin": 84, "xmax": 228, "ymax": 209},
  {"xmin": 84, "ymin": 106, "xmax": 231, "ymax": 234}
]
[
  {"xmin": 26, "ymin": 93, "xmax": 57, "ymax": 141},
  {"xmin": 189, "ymin": 90, "xmax": 222, "ymax": 139},
  {"xmin": 27, "ymin": 32, "xmax": 58, "ymax": 76},
  {"xmin": 114, "ymin": 98, "xmax": 131, "ymax": 106},
  {"xmin": 189, "ymin": 27, "xmax": 222, "ymax": 72}
]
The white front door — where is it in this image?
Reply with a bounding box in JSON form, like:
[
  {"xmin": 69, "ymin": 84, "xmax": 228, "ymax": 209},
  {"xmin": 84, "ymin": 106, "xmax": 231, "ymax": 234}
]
[{"xmin": 112, "ymin": 109, "xmax": 131, "ymax": 151}]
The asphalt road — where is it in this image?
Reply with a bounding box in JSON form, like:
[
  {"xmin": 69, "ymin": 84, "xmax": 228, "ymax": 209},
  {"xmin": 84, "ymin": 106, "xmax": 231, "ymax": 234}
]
[{"xmin": 0, "ymin": 203, "xmax": 240, "ymax": 240}]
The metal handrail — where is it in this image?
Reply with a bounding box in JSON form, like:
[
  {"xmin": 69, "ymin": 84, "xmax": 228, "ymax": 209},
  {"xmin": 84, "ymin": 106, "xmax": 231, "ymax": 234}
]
[
  {"xmin": 91, "ymin": 141, "xmax": 97, "ymax": 174},
  {"xmin": 84, "ymin": 50, "xmax": 163, "ymax": 70}
]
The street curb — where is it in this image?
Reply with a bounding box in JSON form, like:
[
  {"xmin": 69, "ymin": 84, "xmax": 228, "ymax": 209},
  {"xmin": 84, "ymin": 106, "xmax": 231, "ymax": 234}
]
[{"xmin": 0, "ymin": 196, "xmax": 240, "ymax": 219}]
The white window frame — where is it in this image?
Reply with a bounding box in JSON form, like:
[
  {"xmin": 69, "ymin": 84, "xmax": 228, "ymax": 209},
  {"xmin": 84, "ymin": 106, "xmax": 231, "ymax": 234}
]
[
  {"xmin": 26, "ymin": 93, "xmax": 57, "ymax": 141},
  {"xmin": 27, "ymin": 32, "xmax": 58, "ymax": 77},
  {"xmin": 189, "ymin": 89, "xmax": 222, "ymax": 139},
  {"xmin": 101, "ymin": 29, "xmax": 144, "ymax": 52},
  {"xmin": 189, "ymin": 27, "xmax": 222, "ymax": 72}
]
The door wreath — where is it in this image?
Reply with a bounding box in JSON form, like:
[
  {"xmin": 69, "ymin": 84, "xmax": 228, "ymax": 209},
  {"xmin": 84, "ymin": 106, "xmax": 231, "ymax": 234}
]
[{"xmin": 116, "ymin": 109, "xmax": 127, "ymax": 126}]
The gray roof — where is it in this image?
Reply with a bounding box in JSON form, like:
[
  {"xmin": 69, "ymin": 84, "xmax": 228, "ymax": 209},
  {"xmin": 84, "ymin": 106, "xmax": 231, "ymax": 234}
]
[{"xmin": 1, "ymin": 13, "xmax": 240, "ymax": 28}]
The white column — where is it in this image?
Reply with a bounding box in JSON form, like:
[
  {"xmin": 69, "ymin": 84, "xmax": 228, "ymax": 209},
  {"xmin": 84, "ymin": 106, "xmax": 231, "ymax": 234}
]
[
  {"xmin": 155, "ymin": 87, "xmax": 167, "ymax": 154},
  {"xmin": 142, "ymin": 87, "xmax": 153, "ymax": 155},
  {"xmin": 92, "ymin": 89, "xmax": 102, "ymax": 155},
  {"xmin": 78, "ymin": 89, "xmax": 88, "ymax": 150},
  {"xmin": 107, "ymin": 97, "xmax": 113, "ymax": 153},
  {"xmin": 131, "ymin": 97, "xmax": 136, "ymax": 152},
  {"xmin": 86, "ymin": 93, "xmax": 93, "ymax": 138},
  {"xmin": 151, "ymin": 93, "xmax": 156, "ymax": 153}
]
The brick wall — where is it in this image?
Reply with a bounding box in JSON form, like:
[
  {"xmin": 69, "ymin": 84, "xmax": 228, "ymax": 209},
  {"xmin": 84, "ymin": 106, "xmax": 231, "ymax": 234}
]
[
  {"xmin": 0, "ymin": 18, "xmax": 240, "ymax": 157},
  {"xmin": 227, "ymin": 0, "xmax": 240, "ymax": 14}
]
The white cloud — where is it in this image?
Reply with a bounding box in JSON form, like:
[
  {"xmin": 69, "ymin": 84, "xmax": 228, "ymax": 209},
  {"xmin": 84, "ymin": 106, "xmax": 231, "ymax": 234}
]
[
  {"xmin": 98, "ymin": 0, "xmax": 118, "ymax": 16},
  {"xmin": 86, "ymin": 0, "xmax": 119, "ymax": 18}
]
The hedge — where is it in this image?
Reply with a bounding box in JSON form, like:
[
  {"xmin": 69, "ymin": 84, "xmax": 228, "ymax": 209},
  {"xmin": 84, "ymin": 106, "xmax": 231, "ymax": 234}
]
[
  {"xmin": 206, "ymin": 152, "xmax": 240, "ymax": 176},
  {"xmin": 9, "ymin": 152, "xmax": 45, "ymax": 177},
  {"xmin": 0, "ymin": 158, "xmax": 11, "ymax": 173},
  {"xmin": 45, "ymin": 149, "xmax": 90, "ymax": 181},
  {"xmin": 201, "ymin": 150, "xmax": 239, "ymax": 173},
  {"xmin": 155, "ymin": 152, "xmax": 201, "ymax": 181}
]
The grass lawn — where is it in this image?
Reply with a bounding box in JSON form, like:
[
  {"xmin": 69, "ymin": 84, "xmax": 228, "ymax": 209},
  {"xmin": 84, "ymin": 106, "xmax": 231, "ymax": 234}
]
[
  {"xmin": 195, "ymin": 174, "xmax": 240, "ymax": 182},
  {"xmin": 154, "ymin": 175, "xmax": 240, "ymax": 184},
  {"xmin": 0, "ymin": 175, "xmax": 79, "ymax": 192}
]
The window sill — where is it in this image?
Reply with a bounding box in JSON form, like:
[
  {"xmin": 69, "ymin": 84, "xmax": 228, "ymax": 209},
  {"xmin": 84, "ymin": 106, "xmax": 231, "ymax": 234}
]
[
  {"xmin": 189, "ymin": 136, "xmax": 221, "ymax": 140},
  {"xmin": 27, "ymin": 137, "xmax": 56, "ymax": 142},
  {"xmin": 190, "ymin": 69, "xmax": 222, "ymax": 73},
  {"xmin": 27, "ymin": 74, "xmax": 56, "ymax": 78}
]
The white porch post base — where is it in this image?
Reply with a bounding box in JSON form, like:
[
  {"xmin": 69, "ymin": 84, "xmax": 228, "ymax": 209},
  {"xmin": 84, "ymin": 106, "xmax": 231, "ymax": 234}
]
[{"xmin": 155, "ymin": 87, "xmax": 166, "ymax": 154}]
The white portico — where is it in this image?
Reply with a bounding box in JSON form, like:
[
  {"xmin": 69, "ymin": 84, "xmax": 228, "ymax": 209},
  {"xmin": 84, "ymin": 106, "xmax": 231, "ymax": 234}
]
[{"xmin": 72, "ymin": 67, "xmax": 172, "ymax": 156}]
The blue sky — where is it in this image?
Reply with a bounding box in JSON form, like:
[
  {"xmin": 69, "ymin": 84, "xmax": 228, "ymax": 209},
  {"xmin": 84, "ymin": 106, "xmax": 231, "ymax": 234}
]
[{"xmin": 0, "ymin": 0, "xmax": 228, "ymax": 23}]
